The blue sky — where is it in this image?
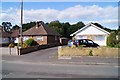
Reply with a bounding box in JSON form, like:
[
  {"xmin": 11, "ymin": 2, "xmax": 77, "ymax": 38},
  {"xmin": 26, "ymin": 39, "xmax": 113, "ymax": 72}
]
[{"xmin": 1, "ymin": 2, "xmax": 119, "ymax": 29}]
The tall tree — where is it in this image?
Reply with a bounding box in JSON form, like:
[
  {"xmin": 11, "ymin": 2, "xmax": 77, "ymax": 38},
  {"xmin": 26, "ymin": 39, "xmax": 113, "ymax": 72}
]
[
  {"xmin": 48, "ymin": 20, "xmax": 63, "ymax": 34},
  {"xmin": 2, "ymin": 22, "xmax": 12, "ymax": 33},
  {"xmin": 22, "ymin": 22, "xmax": 36, "ymax": 32}
]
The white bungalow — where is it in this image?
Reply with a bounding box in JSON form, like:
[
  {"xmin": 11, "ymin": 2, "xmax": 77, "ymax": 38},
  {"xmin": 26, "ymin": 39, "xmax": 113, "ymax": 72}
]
[{"xmin": 70, "ymin": 23, "xmax": 110, "ymax": 46}]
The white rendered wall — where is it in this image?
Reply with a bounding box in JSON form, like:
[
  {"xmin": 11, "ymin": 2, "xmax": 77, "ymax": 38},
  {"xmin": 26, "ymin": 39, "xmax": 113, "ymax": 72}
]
[
  {"xmin": 76, "ymin": 26, "xmax": 107, "ymax": 35},
  {"xmin": 14, "ymin": 38, "xmax": 19, "ymax": 43}
]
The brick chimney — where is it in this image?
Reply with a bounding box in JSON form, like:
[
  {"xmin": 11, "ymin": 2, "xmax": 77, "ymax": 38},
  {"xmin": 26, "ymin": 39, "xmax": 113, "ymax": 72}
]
[{"xmin": 36, "ymin": 21, "xmax": 44, "ymax": 28}]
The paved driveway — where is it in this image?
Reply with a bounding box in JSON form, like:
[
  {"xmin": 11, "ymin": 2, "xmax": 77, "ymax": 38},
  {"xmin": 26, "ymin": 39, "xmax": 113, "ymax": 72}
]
[{"xmin": 2, "ymin": 47, "xmax": 58, "ymax": 62}]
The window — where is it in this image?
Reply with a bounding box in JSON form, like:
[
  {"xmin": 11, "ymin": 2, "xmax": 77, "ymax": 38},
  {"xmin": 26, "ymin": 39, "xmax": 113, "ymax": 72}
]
[
  {"xmin": 76, "ymin": 35, "xmax": 87, "ymax": 39},
  {"xmin": 95, "ymin": 35, "xmax": 105, "ymax": 41},
  {"xmin": 37, "ymin": 36, "xmax": 43, "ymax": 41},
  {"xmin": 87, "ymin": 40, "xmax": 93, "ymax": 44},
  {"xmin": 23, "ymin": 36, "xmax": 29, "ymax": 41}
]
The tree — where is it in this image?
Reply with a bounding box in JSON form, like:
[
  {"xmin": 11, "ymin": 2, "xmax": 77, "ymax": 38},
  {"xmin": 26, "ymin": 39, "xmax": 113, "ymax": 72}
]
[
  {"xmin": 67, "ymin": 21, "xmax": 85, "ymax": 38},
  {"xmin": 12, "ymin": 25, "xmax": 20, "ymax": 30},
  {"xmin": 2, "ymin": 22, "xmax": 12, "ymax": 33},
  {"xmin": 62, "ymin": 22, "xmax": 71, "ymax": 37},
  {"xmin": 48, "ymin": 20, "xmax": 63, "ymax": 35},
  {"xmin": 107, "ymin": 31, "xmax": 117, "ymax": 47},
  {"xmin": 22, "ymin": 22, "xmax": 36, "ymax": 32},
  {"xmin": 2, "ymin": 22, "xmax": 12, "ymax": 44}
]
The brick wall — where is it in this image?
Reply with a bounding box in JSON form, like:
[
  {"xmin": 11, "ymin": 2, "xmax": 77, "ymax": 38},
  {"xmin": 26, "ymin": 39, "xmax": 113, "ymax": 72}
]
[{"xmin": 32, "ymin": 36, "xmax": 47, "ymax": 45}]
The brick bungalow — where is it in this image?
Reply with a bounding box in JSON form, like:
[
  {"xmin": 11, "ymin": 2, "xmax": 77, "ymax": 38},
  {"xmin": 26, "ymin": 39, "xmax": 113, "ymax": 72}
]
[{"xmin": 23, "ymin": 21, "xmax": 61, "ymax": 45}]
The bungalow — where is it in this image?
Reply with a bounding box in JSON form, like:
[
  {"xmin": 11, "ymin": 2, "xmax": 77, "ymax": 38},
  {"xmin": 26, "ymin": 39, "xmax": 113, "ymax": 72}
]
[
  {"xmin": 0, "ymin": 26, "xmax": 11, "ymax": 45},
  {"xmin": 70, "ymin": 23, "xmax": 110, "ymax": 46},
  {"xmin": 23, "ymin": 21, "xmax": 61, "ymax": 45},
  {"xmin": 0, "ymin": 26, "xmax": 20, "ymax": 45}
]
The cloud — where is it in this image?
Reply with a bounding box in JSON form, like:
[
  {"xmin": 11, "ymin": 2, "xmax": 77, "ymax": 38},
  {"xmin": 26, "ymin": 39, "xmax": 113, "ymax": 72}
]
[{"xmin": 1, "ymin": 4, "xmax": 118, "ymax": 29}]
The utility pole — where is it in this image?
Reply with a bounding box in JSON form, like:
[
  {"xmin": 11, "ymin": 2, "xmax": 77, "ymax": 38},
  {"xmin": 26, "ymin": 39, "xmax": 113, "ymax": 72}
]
[
  {"xmin": 19, "ymin": 0, "xmax": 23, "ymax": 55},
  {"xmin": 20, "ymin": 0, "xmax": 23, "ymax": 47}
]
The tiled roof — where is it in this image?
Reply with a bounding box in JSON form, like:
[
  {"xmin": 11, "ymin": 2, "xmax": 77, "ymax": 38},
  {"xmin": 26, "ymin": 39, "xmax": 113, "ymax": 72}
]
[
  {"xmin": 0, "ymin": 26, "xmax": 20, "ymax": 37},
  {"xmin": 23, "ymin": 21, "xmax": 61, "ymax": 36},
  {"xmin": 0, "ymin": 26, "xmax": 11, "ymax": 37},
  {"xmin": 11, "ymin": 30, "xmax": 20, "ymax": 37}
]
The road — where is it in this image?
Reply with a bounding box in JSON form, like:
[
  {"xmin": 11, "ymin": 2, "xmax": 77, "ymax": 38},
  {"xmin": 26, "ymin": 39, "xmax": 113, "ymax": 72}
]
[
  {"xmin": 2, "ymin": 60, "xmax": 119, "ymax": 78},
  {"xmin": 1, "ymin": 47, "xmax": 119, "ymax": 78}
]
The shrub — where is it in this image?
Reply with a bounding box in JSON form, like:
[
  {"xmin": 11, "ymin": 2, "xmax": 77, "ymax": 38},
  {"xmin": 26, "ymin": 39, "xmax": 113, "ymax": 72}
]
[
  {"xmin": 8, "ymin": 43, "xmax": 15, "ymax": 48},
  {"xmin": 89, "ymin": 50, "xmax": 93, "ymax": 56},
  {"xmin": 25, "ymin": 38, "xmax": 38, "ymax": 46},
  {"xmin": 78, "ymin": 45, "xmax": 83, "ymax": 48},
  {"xmin": 107, "ymin": 31, "xmax": 117, "ymax": 47},
  {"xmin": 22, "ymin": 43, "xmax": 29, "ymax": 48},
  {"xmin": 17, "ymin": 43, "xmax": 28, "ymax": 48},
  {"xmin": 71, "ymin": 45, "xmax": 76, "ymax": 48},
  {"xmin": 114, "ymin": 42, "xmax": 120, "ymax": 48}
]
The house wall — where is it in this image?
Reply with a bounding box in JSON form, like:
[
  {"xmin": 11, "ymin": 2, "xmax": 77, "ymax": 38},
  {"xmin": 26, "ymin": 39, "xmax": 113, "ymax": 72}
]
[
  {"xmin": 14, "ymin": 37, "xmax": 19, "ymax": 43},
  {"xmin": 0, "ymin": 37, "xmax": 10, "ymax": 44},
  {"xmin": 33, "ymin": 36, "xmax": 47, "ymax": 45},
  {"xmin": 47, "ymin": 35, "xmax": 60, "ymax": 45},
  {"xmin": 22, "ymin": 35, "xmax": 60, "ymax": 45}
]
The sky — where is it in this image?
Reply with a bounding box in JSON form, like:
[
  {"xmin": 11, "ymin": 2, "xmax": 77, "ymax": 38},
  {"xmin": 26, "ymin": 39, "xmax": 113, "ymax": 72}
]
[{"xmin": 1, "ymin": 2, "xmax": 119, "ymax": 29}]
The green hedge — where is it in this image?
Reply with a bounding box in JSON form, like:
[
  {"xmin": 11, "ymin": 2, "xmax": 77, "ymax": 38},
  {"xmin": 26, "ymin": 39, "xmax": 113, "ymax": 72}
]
[{"xmin": 25, "ymin": 38, "xmax": 38, "ymax": 46}]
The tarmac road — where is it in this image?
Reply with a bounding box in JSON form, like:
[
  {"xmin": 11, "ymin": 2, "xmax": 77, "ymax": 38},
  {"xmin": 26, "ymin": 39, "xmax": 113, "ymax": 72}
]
[{"xmin": 2, "ymin": 60, "xmax": 119, "ymax": 78}]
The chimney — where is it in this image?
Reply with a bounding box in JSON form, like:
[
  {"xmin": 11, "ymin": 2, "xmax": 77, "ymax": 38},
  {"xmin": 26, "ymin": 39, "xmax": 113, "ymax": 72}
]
[{"xmin": 36, "ymin": 21, "xmax": 44, "ymax": 28}]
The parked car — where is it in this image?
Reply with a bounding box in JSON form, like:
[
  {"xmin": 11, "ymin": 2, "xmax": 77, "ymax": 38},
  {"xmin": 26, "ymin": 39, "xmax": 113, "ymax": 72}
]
[
  {"xmin": 77, "ymin": 39, "xmax": 99, "ymax": 47},
  {"xmin": 67, "ymin": 40, "xmax": 79, "ymax": 47},
  {"xmin": 68, "ymin": 39, "xmax": 99, "ymax": 47}
]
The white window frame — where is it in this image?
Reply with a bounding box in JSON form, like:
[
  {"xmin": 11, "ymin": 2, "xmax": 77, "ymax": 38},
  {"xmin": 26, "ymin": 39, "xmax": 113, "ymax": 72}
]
[
  {"xmin": 23, "ymin": 36, "xmax": 29, "ymax": 41},
  {"xmin": 37, "ymin": 36, "xmax": 43, "ymax": 41}
]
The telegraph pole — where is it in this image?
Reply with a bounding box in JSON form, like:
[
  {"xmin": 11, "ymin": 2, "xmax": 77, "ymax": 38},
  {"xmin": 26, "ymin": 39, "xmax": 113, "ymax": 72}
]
[
  {"xmin": 19, "ymin": 0, "xmax": 23, "ymax": 55},
  {"xmin": 20, "ymin": 0, "xmax": 23, "ymax": 48}
]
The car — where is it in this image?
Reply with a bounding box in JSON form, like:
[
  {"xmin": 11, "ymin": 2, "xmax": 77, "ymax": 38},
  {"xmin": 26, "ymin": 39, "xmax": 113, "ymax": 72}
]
[
  {"xmin": 68, "ymin": 39, "xmax": 99, "ymax": 47},
  {"xmin": 77, "ymin": 39, "xmax": 99, "ymax": 47},
  {"xmin": 67, "ymin": 40, "xmax": 79, "ymax": 47},
  {"xmin": 68, "ymin": 40, "xmax": 73, "ymax": 47}
]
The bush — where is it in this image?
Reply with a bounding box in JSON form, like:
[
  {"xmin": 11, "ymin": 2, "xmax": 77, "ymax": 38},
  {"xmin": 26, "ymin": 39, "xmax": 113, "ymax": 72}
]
[
  {"xmin": 107, "ymin": 31, "xmax": 117, "ymax": 47},
  {"xmin": 25, "ymin": 38, "xmax": 38, "ymax": 46},
  {"xmin": 22, "ymin": 43, "xmax": 29, "ymax": 48},
  {"xmin": 71, "ymin": 45, "xmax": 76, "ymax": 48},
  {"xmin": 8, "ymin": 43, "xmax": 15, "ymax": 48},
  {"xmin": 89, "ymin": 50, "xmax": 93, "ymax": 56},
  {"xmin": 114, "ymin": 42, "xmax": 120, "ymax": 48},
  {"xmin": 17, "ymin": 43, "xmax": 28, "ymax": 48}
]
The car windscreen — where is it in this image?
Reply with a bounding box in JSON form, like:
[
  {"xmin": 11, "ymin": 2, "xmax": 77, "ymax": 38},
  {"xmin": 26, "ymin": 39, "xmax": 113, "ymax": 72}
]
[{"xmin": 87, "ymin": 40, "xmax": 93, "ymax": 44}]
